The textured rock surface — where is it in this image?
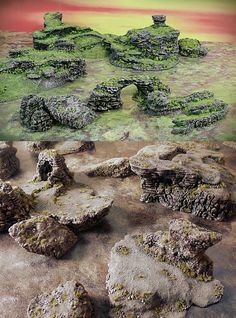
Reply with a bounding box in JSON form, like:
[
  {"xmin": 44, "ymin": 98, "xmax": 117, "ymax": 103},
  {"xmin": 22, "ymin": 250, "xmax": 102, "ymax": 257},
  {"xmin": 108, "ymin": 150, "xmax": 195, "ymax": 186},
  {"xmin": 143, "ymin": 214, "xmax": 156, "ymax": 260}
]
[
  {"xmin": 34, "ymin": 150, "xmax": 74, "ymax": 189},
  {"xmin": 0, "ymin": 142, "xmax": 20, "ymax": 180},
  {"xmin": 9, "ymin": 216, "xmax": 78, "ymax": 258},
  {"xmin": 83, "ymin": 157, "xmax": 132, "ymax": 178},
  {"xmin": 31, "ymin": 183, "xmax": 113, "ymax": 231},
  {"xmin": 0, "ymin": 181, "xmax": 34, "ymax": 232},
  {"xmin": 130, "ymin": 144, "xmax": 231, "ymax": 221},
  {"xmin": 45, "ymin": 95, "xmax": 96, "ymax": 129},
  {"xmin": 27, "ymin": 280, "xmax": 93, "ymax": 318},
  {"xmin": 26, "ymin": 141, "xmax": 54, "ymax": 155},
  {"xmin": 179, "ymin": 38, "xmax": 208, "ymax": 57},
  {"xmin": 20, "ymin": 95, "xmax": 53, "ymax": 132},
  {"xmin": 106, "ymin": 219, "xmax": 224, "ymax": 318}
]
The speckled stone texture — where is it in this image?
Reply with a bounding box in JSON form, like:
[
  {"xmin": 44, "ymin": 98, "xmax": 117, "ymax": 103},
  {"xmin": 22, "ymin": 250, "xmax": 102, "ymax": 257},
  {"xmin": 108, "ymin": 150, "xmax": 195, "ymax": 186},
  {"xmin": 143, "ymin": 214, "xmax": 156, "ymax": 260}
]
[
  {"xmin": 106, "ymin": 219, "xmax": 224, "ymax": 318},
  {"xmin": 34, "ymin": 149, "xmax": 74, "ymax": 189},
  {"xmin": 0, "ymin": 142, "xmax": 20, "ymax": 180},
  {"xmin": 83, "ymin": 157, "xmax": 132, "ymax": 178},
  {"xmin": 0, "ymin": 181, "xmax": 34, "ymax": 232},
  {"xmin": 27, "ymin": 280, "xmax": 93, "ymax": 318},
  {"xmin": 26, "ymin": 141, "xmax": 54, "ymax": 155},
  {"xmin": 9, "ymin": 216, "xmax": 78, "ymax": 258},
  {"xmin": 130, "ymin": 144, "xmax": 231, "ymax": 221}
]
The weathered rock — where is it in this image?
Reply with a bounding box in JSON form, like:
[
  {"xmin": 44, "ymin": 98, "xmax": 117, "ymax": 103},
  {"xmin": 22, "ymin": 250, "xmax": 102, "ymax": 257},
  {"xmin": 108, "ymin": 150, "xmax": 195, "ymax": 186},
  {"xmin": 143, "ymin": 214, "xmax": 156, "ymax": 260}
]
[
  {"xmin": 45, "ymin": 95, "xmax": 96, "ymax": 129},
  {"xmin": 31, "ymin": 183, "xmax": 113, "ymax": 231},
  {"xmin": 34, "ymin": 150, "xmax": 74, "ymax": 189},
  {"xmin": 0, "ymin": 181, "xmax": 34, "ymax": 232},
  {"xmin": 20, "ymin": 95, "xmax": 53, "ymax": 132},
  {"xmin": 130, "ymin": 144, "xmax": 231, "ymax": 221},
  {"xmin": 9, "ymin": 216, "xmax": 77, "ymax": 258},
  {"xmin": 0, "ymin": 142, "xmax": 20, "ymax": 180},
  {"xmin": 27, "ymin": 280, "xmax": 93, "ymax": 318},
  {"xmin": 106, "ymin": 219, "xmax": 224, "ymax": 318},
  {"xmin": 83, "ymin": 157, "xmax": 132, "ymax": 178},
  {"xmin": 179, "ymin": 38, "xmax": 208, "ymax": 57}
]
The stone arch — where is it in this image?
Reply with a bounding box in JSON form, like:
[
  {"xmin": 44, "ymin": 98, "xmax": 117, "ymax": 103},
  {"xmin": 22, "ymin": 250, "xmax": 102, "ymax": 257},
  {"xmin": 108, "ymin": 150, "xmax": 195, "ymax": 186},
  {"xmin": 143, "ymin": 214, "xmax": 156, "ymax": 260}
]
[{"xmin": 87, "ymin": 76, "xmax": 169, "ymax": 112}]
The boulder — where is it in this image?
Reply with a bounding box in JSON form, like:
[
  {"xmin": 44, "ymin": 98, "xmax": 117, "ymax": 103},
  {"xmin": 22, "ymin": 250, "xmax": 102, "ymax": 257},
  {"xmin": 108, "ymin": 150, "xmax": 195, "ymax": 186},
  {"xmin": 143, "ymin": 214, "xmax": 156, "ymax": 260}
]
[
  {"xmin": 27, "ymin": 280, "xmax": 93, "ymax": 318},
  {"xmin": 106, "ymin": 219, "xmax": 224, "ymax": 318},
  {"xmin": 179, "ymin": 38, "xmax": 208, "ymax": 57},
  {"xmin": 0, "ymin": 142, "xmax": 20, "ymax": 180}
]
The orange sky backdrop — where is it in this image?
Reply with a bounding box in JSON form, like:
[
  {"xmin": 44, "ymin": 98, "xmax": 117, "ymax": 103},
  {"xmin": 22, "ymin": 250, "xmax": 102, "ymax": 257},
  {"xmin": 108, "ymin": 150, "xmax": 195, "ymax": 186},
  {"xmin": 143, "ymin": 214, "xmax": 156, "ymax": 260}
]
[{"xmin": 0, "ymin": 0, "xmax": 236, "ymax": 42}]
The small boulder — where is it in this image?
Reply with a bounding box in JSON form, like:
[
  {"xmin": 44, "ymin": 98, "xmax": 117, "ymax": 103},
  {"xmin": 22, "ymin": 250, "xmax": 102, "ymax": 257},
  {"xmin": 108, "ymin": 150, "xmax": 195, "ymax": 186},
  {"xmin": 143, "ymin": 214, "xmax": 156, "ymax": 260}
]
[{"xmin": 0, "ymin": 142, "xmax": 20, "ymax": 180}]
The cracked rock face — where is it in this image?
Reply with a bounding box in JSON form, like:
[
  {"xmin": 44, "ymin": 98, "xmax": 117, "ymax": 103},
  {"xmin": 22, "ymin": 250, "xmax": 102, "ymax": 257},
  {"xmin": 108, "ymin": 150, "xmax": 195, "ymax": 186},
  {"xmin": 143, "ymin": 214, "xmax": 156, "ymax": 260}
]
[
  {"xmin": 0, "ymin": 142, "xmax": 20, "ymax": 180},
  {"xmin": 27, "ymin": 280, "xmax": 93, "ymax": 318},
  {"xmin": 0, "ymin": 181, "xmax": 34, "ymax": 232},
  {"xmin": 106, "ymin": 219, "xmax": 224, "ymax": 318},
  {"xmin": 130, "ymin": 144, "xmax": 231, "ymax": 221},
  {"xmin": 9, "ymin": 216, "xmax": 78, "ymax": 258},
  {"xmin": 83, "ymin": 157, "xmax": 132, "ymax": 178},
  {"xmin": 34, "ymin": 150, "xmax": 74, "ymax": 188}
]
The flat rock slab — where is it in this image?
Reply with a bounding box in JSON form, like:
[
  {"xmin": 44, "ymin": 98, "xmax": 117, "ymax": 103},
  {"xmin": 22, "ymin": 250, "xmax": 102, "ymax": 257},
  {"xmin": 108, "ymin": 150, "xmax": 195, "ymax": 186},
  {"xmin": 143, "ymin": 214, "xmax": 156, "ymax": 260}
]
[
  {"xmin": 27, "ymin": 280, "xmax": 93, "ymax": 318},
  {"xmin": 83, "ymin": 157, "xmax": 132, "ymax": 178},
  {"xmin": 25, "ymin": 182, "xmax": 113, "ymax": 231},
  {"xmin": 106, "ymin": 231, "xmax": 224, "ymax": 318},
  {"xmin": 9, "ymin": 216, "xmax": 78, "ymax": 258}
]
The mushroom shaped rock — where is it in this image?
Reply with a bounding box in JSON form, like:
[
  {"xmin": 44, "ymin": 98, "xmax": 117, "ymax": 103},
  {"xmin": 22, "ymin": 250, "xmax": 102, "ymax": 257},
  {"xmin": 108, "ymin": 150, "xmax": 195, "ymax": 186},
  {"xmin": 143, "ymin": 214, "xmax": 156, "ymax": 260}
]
[
  {"xmin": 9, "ymin": 216, "xmax": 78, "ymax": 258},
  {"xmin": 0, "ymin": 181, "xmax": 34, "ymax": 232},
  {"xmin": 106, "ymin": 219, "xmax": 223, "ymax": 318},
  {"xmin": 130, "ymin": 144, "xmax": 231, "ymax": 221},
  {"xmin": 0, "ymin": 142, "xmax": 20, "ymax": 180},
  {"xmin": 27, "ymin": 280, "xmax": 93, "ymax": 318}
]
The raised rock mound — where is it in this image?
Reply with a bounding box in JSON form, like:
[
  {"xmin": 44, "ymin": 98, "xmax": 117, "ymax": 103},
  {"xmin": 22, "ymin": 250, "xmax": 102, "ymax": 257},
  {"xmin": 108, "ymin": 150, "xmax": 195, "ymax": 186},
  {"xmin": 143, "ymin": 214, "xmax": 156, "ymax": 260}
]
[
  {"xmin": 130, "ymin": 144, "xmax": 231, "ymax": 221},
  {"xmin": 0, "ymin": 181, "xmax": 34, "ymax": 232},
  {"xmin": 179, "ymin": 38, "xmax": 208, "ymax": 57},
  {"xmin": 27, "ymin": 280, "xmax": 93, "ymax": 318},
  {"xmin": 9, "ymin": 216, "xmax": 78, "ymax": 258},
  {"xmin": 0, "ymin": 142, "xmax": 20, "ymax": 180},
  {"xmin": 83, "ymin": 157, "xmax": 132, "ymax": 178},
  {"xmin": 106, "ymin": 219, "xmax": 224, "ymax": 318},
  {"xmin": 45, "ymin": 95, "xmax": 96, "ymax": 129}
]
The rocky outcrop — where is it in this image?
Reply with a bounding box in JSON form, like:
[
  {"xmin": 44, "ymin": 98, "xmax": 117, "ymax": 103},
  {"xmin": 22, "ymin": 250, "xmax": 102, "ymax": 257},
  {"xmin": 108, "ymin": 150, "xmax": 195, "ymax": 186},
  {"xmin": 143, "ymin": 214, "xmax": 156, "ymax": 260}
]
[
  {"xmin": 106, "ymin": 219, "xmax": 224, "ymax": 318},
  {"xmin": 20, "ymin": 95, "xmax": 53, "ymax": 132},
  {"xmin": 34, "ymin": 149, "xmax": 74, "ymax": 188},
  {"xmin": 87, "ymin": 76, "xmax": 170, "ymax": 112},
  {"xmin": 20, "ymin": 94, "xmax": 95, "ymax": 132},
  {"xmin": 0, "ymin": 142, "xmax": 20, "ymax": 180},
  {"xmin": 130, "ymin": 144, "xmax": 231, "ymax": 221},
  {"xmin": 83, "ymin": 157, "xmax": 132, "ymax": 178},
  {"xmin": 45, "ymin": 95, "xmax": 96, "ymax": 129},
  {"xmin": 9, "ymin": 216, "xmax": 78, "ymax": 258},
  {"xmin": 179, "ymin": 38, "xmax": 208, "ymax": 57},
  {"xmin": 0, "ymin": 181, "xmax": 34, "ymax": 232},
  {"xmin": 27, "ymin": 280, "xmax": 93, "ymax": 318},
  {"xmin": 26, "ymin": 141, "xmax": 54, "ymax": 155}
]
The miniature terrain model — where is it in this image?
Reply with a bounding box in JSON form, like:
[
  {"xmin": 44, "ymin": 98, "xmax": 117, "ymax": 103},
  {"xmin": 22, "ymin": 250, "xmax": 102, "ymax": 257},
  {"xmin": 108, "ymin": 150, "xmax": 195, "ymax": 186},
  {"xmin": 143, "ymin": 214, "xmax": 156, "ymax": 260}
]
[
  {"xmin": 130, "ymin": 144, "xmax": 231, "ymax": 220},
  {"xmin": 27, "ymin": 280, "xmax": 93, "ymax": 318},
  {"xmin": 0, "ymin": 180, "xmax": 34, "ymax": 232},
  {"xmin": 0, "ymin": 141, "xmax": 20, "ymax": 180},
  {"xmin": 106, "ymin": 219, "xmax": 224, "ymax": 318}
]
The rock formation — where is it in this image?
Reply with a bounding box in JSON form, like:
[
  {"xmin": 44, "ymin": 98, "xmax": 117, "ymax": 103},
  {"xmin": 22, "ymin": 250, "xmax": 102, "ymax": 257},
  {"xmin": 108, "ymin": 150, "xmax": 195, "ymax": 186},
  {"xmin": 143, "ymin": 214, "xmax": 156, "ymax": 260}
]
[
  {"xmin": 9, "ymin": 216, "xmax": 78, "ymax": 258},
  {"xmin": 130, "ymin": 144, "xmax": 231, "ymax": 221},
  {"xmin": 0, "ymin": 142, "xmax": 20, "ymax": 180},
  {"xmin": 83, "ymin": 157, "xmax": 132, "ymax": 178},
  {"xmin": 106, "ymin": 219, "xmax": 224, "ymax": 317},
  {"xmin": 179, "ymin": 38, "xmax": 208, "ymax": 57},
  {"xmin": 34, "ymin": 149, "xmax": 74, "ymax": 188},
  {"xmin": 45, "ymin": 95, "xmax": 96, "ymax": 129},
  {"xmin": 27, "ymin": 280, "xmax": 93, "ymax": 318},
  {"xmin": 0, "ymin": 181, "xmax": 34, "ymax": 232},
  {"xmin": 26, "ymin": 141, "xmax": 54, "ymax": 155}
]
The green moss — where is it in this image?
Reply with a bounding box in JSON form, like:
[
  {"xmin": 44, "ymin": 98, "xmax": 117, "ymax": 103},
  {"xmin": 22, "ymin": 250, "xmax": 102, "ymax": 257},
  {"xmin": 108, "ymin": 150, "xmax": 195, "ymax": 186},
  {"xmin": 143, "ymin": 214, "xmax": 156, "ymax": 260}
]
[{"xmin": 116, "ymin": 245, "xmax": 131, "ymax": 256}]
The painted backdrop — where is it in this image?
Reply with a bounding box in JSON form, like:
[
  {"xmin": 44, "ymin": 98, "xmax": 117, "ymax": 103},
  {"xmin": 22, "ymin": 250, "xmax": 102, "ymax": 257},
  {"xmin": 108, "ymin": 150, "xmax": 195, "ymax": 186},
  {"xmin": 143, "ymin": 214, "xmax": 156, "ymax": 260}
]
[{"xmin": 0, "ymin": 0, "xmax": 236, "ymax": 42}]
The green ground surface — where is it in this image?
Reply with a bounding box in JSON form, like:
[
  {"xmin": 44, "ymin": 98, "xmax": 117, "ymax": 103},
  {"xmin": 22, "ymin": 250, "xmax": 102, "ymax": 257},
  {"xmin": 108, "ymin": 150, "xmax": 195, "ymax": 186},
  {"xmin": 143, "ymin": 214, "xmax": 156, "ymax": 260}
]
[{"xmin": 0, "ymin": 41, "xmax": 235, "ymax": 141}]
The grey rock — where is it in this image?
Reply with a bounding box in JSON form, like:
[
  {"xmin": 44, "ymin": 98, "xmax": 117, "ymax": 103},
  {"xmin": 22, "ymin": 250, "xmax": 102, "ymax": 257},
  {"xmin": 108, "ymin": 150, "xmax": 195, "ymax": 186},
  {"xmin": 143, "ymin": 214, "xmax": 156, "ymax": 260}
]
[
  {"xmin": 9, "ymin": 216, "xmax": 78, "ymax": 258},
  {"xmin": 0, "ymin": 142, "xmax": 20, "ymax": 180}
]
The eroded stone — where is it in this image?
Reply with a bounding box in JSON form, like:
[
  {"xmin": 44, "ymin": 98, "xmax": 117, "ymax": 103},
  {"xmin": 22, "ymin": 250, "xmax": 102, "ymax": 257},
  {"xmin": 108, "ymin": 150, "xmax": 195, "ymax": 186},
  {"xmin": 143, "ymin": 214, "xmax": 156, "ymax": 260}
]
[{"xmin": 0, "ymin": 142, "xmax": 20, "ymax": 180}]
